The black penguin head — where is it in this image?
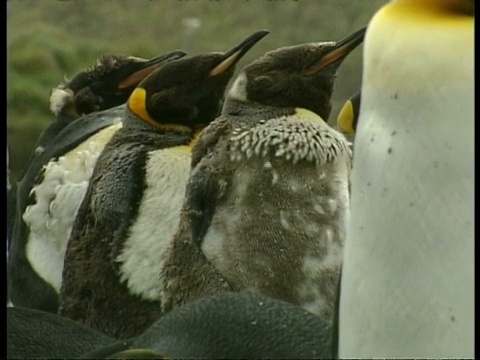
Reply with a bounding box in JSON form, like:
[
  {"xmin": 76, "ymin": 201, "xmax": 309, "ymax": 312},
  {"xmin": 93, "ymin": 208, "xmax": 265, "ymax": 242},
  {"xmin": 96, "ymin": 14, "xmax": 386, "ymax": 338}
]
[
  {"xmin": 228, "ymin": 27, "xmax": 366, "ymax": 121},
  {"xmin": 337, "ymin": 91, "xmax": 361, "ymax": 135},
  {"xmin": 50, "ymin": 51, "xmax": 186, "ymax": 117},
  {"xmin": 127, "ymin": 30, "xmax": 269, "ymax": 131}
]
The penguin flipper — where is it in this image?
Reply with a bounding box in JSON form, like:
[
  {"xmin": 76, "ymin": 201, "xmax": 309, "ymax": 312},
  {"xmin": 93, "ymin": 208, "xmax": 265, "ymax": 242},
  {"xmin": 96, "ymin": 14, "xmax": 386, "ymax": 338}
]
[
  {"xmin": 41, "ymin": 105, "xmax": 124, "ymax": 165},
  {"xmin": 184, "ymin": 166, "xmax": 224, "ymax": 248},
  {"xmin": 59, "ymin": 143, "xmax": 149, "ymax": 320},
  {"xmin": 187, "ymin": 117, "xmax": 231, "ymax": 247},
  {"xmin": 80, "ymin": 143, "xmax": 149, "ymax": 260},
  {"xmin": 191, "ymin": 116, "xmax": 230, "ymax": 168}
]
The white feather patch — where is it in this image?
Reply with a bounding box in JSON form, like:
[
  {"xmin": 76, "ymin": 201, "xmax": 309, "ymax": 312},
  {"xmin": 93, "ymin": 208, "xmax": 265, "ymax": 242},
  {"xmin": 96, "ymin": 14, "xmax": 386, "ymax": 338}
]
[
  {"xmin": 49, "ymin": 87, "xmax": 74, "ymax": 115},
  {"xmin": 227, "ymin": 72, "xmax": 248, "ymax": 101},
  {"xmin": 115, "ymin": 146, "xmax": 192, "ymax": 301},
  {"xmin": 24, "ymin": 121, "xmax": 122, "ymax": 292}
]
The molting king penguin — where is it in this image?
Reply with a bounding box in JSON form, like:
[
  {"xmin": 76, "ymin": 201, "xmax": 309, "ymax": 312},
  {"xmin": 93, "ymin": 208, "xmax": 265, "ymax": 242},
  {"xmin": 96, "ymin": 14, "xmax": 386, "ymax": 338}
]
[
  {"xmin": 160, "ymin": 27, "xmax": 366, "ymax": 322},
  {"xmin": 58, "ymin": 30, "xmax": 269, "ymax": 340},
  {"xmin": 8, "ymin": 52, "xmax": 182, "ymax": 240},
  {"xmin": 8, "ymin": 51, "xmax": 186, "ymax": 313},
  {"xmin": 48, "ymin": 52, "xmax": 186, "ymax": 147},
  {"xmin": 338, "ymin": 0, "xmax": 474, "ymax": 358},
  {"xmin": 79, "ymin": 292, "xmax": 333, "ymax": 360}
]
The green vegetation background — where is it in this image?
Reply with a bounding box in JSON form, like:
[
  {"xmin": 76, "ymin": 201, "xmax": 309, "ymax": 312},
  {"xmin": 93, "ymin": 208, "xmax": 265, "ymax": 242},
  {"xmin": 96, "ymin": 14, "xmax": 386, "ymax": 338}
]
[{"xmin": 7, "ymin": 0, "xmax": 385, "ymax": 183}]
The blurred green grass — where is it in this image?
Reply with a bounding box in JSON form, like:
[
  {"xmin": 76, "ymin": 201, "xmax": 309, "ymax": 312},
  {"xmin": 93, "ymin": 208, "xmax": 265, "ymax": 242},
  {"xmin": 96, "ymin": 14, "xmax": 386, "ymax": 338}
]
[{"xmin": 7, "ymin": 0, "xmax": 386, "ymax": 182}]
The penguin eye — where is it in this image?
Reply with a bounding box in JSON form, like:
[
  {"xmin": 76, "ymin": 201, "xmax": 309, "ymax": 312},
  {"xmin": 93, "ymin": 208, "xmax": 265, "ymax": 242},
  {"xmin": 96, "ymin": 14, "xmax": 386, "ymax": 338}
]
[{"xmin": 150, "ymin": 91, "xmax": 169, "ymax": 109}]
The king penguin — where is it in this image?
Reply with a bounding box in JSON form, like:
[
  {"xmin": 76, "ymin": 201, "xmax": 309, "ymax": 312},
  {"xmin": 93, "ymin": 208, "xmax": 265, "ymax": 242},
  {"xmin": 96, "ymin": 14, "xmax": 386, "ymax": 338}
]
[
  {"xmin": 338, "ymin": 0, "xmax": 474, "ymax": 358},
  {"xmin": 80, "ymin": 291, "xmax": 333, "ymax": 360},
  {"xmin": 160, "ymin": 28, "xmax": 366, "ymax": 322},
  {"xmin": 8, "ymin": 292, "xmax": 333, "ymax": 359},
  {"xmin": 47, "ymin": 52, "xmax": 186, "ymax": 149},
  {"xmin": 7, "ymin": 50, "xmax": 186, "ymax": 313},
  {"xmin": 59, "ymin": 30, "xmax": 269, "ymax": 340},
  {"xmin": 8, "ymin": 52, "xmax": 182, "ymax": 240}
]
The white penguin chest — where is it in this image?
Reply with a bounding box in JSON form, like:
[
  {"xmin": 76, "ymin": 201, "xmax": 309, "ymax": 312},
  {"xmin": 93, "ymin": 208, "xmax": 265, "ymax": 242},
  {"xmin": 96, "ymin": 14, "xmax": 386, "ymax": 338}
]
[
  {"xmin": 24, "ymin": 121, "xmax": 122, "ymax": 292},
  {"xmin": 115, "ymin": 146, "xmax": 192, "ymax": 301},
  {"xmin": 339, "ymin": 8, "xmax": 474, "ymax": 358}
]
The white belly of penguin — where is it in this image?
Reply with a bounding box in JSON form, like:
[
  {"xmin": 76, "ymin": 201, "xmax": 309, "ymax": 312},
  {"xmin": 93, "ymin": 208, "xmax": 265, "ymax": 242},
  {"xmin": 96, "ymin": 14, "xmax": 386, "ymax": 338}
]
[
  {"xmin": 115, "ymin": 146, "xmax": 191, "ymax": 301},
  {"xmin": 202, "ymin": 154, "xmax": 350, "ymax": 319},
  {"xmin": 340, "ymin": 9, "xmax": 474, "ymax": 358},
  {"xmin": 24, "ymin": 121, "xmax": 122, "ymax": 293}
]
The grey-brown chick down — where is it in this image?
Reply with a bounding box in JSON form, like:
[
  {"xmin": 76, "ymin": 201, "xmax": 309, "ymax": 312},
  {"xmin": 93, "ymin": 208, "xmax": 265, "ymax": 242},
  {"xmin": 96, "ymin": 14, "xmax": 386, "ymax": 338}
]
[{"xmin": 161, "ymin": 27, "xmax": 365, "ymax": 322}]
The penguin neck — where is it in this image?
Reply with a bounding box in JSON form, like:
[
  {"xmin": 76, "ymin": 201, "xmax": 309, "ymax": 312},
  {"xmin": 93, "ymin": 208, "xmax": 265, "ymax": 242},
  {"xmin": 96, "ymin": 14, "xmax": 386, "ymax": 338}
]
[
  {"xmin": 123, "ymin": 107, "xmax": 194, "ymax": 135},
  {"xmin": 222, "ymin": 97, "xmax": 294, "ymax": 120}
]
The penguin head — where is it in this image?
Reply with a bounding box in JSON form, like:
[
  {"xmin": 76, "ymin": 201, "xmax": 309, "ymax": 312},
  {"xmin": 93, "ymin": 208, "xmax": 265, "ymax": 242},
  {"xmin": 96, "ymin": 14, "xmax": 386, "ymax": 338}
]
[
  {"xmin": 228, "ymin": 27, "xmax": 366, "ymax": 121},
  {"xmin": 49, "ymin": 51, "xmax": 187, "ymax": 117},
  {"xmin": 337, "ymin": 91, "xmax": 361, "ymax": 135},
  {"xmin": 127, "ymin": 30, "xmax": 269, "ymax": 131}
]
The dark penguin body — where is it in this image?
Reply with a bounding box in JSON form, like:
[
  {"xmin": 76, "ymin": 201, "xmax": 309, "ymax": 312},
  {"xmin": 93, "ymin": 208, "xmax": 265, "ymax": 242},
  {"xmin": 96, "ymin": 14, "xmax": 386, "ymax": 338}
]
[
  {"xmin": 80, "ymin": 291, "xmax": 333, "ymax": 360},
  {"xmin": 7, "ymin": 51, "xmax": 185, "ymax": 313},
  {"xmin": 58, "ymin": 31, "xmax": 269, "ymax": 339},
  {"xmin": 7, "ymin": 306, "xmax": 115, "ymax": 359},
  {"xmin": 161, "ymin": 28, "xmax": 365, "ymax": 321}
]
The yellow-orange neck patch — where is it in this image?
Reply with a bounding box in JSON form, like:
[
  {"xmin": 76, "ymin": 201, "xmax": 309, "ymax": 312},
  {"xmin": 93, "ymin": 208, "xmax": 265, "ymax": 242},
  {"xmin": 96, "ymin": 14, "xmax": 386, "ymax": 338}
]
[
  {"xmin": 337, "ymin": 100, "xmax": 355, "ymax": 135},
  {"xmin": 128, "ymin": 88, "xmax": 157, "ymax": 127},
  {"xmin": 383, "ymin": 0, "xmax": 474, "ymax": 22},
  {"xmin": 128, "ymin": 87, "xmax": 192, "ymax": 134},
  {"xmin": 170, "ymin": 128, "xmax": 204, "ymax": 153},
  {"xmin": 294, "ymin": 108, "xmax": 326, "ymax": 123}
]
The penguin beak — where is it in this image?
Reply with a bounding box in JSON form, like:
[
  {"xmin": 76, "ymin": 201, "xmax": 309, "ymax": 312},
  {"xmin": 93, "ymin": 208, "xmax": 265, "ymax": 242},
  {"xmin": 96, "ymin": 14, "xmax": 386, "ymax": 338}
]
[
  {"xmin": 118, "ymin": 50, "xmax": 187, "ymax": 89},
  {"xmin": 303, "ymin": 27, "xmax": 366, "ymax": 76},
  {"xmin": 209, "ymin": 30, "xmax": 270, "ymax": 76}
]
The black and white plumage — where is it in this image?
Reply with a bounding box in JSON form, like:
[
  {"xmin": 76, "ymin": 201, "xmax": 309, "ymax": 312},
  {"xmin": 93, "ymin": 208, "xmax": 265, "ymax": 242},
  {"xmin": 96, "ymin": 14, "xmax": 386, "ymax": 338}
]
[
  {"xmin": 7, "ymin": 50, "xmax": 186, "ymax": 313},
  {"xmin": 161, "ymin": 28, "xmax": 365, "ymax": 322},
  {"xmin": 58, "ymin": 30, "xmax": 269, "ymax": 339},
  {"xmin": 338, "ymin": 0, "xmax": 474, "ymax": 358}
]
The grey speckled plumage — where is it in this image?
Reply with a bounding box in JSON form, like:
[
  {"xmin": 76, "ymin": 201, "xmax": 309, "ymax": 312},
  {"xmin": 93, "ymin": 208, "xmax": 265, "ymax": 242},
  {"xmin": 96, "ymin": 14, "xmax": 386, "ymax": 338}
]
[
  {"xmin": 58, "ymin": 30, "xmax": 269, "ymax": 339},
  {"xmin": 161, "ymin": 27, "xmax": 365, "ymax": 322}
]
